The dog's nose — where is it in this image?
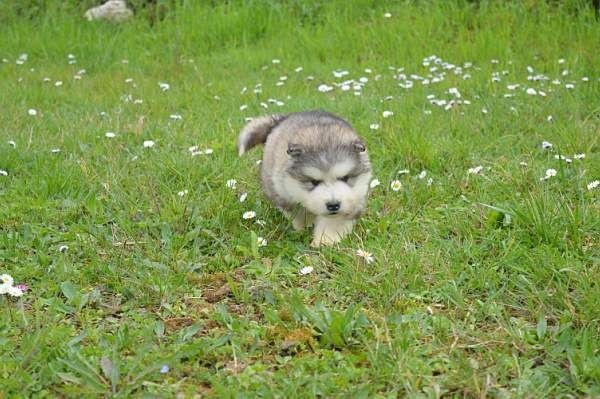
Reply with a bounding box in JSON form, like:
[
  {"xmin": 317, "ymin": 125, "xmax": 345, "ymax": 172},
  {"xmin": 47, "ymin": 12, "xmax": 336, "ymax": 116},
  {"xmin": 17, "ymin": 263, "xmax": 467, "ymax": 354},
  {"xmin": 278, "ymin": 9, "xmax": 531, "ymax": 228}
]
[{"xmin": 326, "ymin": 201, "xmax": 341, "ymax": 212}]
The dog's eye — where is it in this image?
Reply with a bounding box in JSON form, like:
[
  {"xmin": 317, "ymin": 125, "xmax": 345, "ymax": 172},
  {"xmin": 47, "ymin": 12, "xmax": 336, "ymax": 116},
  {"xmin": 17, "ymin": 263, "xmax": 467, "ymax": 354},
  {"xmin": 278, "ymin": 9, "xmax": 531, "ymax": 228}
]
[
  {"xmin": 339, "ymin": 175, "xmax": 350, "ymax": 183},
  {"xmin": 310, "ymin": 179, "xmax": 322, "ymax": 187}
]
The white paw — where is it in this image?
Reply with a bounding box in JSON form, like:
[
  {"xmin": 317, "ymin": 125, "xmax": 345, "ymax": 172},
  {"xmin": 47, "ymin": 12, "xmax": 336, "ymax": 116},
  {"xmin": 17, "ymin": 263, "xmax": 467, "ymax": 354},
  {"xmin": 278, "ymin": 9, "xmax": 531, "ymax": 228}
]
[
  {"xmin": 310, "ymin": 231, "xmax": 342, "ymax": 247},
  {"xmin": 292, "ymin": 210, "xmax": 314, "ymax": 231},
  {"xmin": 292, "ymin": 216, "xmax": 305, "ymax": 231}
]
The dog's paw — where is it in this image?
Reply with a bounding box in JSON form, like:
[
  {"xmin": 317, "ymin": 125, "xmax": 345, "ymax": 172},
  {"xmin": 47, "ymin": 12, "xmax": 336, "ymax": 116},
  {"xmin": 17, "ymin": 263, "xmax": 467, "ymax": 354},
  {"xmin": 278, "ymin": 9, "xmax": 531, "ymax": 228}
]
[
  {"xmin": 292, "ymin": 217, "xmax": 305, "ymax": 231},
  {"xmin": 310, "ymin": 234, "xmax": 339, "ymax": 248},
  {"xmin": 292, "ymin": 210, "xmax": 314, "ymax": 231}
]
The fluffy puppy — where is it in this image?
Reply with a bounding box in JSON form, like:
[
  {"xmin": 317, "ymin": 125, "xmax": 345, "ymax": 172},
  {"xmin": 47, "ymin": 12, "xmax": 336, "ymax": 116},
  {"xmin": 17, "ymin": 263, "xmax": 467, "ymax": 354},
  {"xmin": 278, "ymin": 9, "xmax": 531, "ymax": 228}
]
[{"xmin": 237, "ymin": 110, "xmax": 372, "ymax": 246}]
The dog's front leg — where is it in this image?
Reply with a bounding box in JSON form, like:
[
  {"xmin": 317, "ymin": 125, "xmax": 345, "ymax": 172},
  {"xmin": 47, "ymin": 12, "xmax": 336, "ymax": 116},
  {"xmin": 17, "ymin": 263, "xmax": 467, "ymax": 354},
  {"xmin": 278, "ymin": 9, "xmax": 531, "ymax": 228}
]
[
  {"xmin": 281, "ymin": 207, "xmax": 314, "ymax": 231},
  {"xmin": 311, "ymin": 217, "xmax": 354, "ymax": 247}
]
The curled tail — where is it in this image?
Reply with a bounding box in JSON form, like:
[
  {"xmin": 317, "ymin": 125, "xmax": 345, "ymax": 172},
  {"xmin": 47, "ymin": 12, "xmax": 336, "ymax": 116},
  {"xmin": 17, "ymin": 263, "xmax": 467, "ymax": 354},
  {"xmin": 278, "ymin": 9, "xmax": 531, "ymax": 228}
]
[{"xmin": 237, "ymin": 114, "xmax": 286, "ymax": 156}]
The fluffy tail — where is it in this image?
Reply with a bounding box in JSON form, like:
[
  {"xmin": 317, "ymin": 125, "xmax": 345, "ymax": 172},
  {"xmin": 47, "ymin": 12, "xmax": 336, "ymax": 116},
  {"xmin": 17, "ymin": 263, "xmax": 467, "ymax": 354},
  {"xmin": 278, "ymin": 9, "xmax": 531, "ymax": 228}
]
[{"xmin": 237, "ymin": 114, "xmax": 286, "ymax": 156}]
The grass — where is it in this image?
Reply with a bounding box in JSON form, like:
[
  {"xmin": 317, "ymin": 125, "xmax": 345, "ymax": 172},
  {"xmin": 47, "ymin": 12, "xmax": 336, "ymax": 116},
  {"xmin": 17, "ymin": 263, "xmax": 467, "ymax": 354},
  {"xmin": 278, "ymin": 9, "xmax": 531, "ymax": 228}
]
[{"xmin": 1, "ymin": 0, "xmax": 599, "ymax": 397}]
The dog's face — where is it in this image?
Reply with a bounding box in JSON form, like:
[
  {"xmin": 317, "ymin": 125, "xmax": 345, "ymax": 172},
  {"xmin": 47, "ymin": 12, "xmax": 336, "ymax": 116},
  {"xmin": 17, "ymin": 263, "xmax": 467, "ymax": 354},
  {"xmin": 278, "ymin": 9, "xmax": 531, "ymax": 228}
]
[{"xmin": 283, "ymin": 140, "xmax": 371, "ymax": 218}]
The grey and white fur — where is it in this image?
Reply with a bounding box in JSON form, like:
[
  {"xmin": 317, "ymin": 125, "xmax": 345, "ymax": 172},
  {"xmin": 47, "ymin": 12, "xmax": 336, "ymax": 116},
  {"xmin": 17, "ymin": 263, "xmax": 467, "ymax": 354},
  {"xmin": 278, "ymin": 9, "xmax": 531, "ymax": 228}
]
[{"xmin": 237, "ymin": 110, "xmax": 372, "ymax": 247}]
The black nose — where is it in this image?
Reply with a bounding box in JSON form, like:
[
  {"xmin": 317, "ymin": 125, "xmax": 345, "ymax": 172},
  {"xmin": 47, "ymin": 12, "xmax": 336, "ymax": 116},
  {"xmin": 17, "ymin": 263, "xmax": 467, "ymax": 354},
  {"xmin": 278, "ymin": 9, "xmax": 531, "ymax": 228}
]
[{"xmin": 326, "ymin": 201, "xmax": 340, "ymax": 212}]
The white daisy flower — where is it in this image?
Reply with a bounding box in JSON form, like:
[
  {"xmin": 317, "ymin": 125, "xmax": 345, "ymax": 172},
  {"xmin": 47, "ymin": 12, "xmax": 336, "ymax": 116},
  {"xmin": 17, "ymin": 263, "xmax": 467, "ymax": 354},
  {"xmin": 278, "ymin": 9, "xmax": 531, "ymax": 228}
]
[
  {"xmin": 417, "ymin": 170, "xmax": 427, "ymax": 179},
  {"xmin": 177, "ymin": 190, "xmax": 188, "ymax": 197},
  {"xmin": 526, "ymin": 88, "xmax": 537, "ymax": 95},
  {"xmin": 384, "ymin": 12, "xmax": 392, "ymax": 18},
  {"xmin": 0, "ymin": 274, "xmax": 14, "ymax": 286},
  {"xmin": 0, "ymin": 170, "xmax": 8, "ymax": 177},
  {"xmin": 397, "ymin": 169, "xmax": 410, "ymax": 175},
  {"xmin": 16, "ymin": 53, "xmax": 28, "ymax": 64},
  {"xmin": 59, "ymin": 245, "xmax": 69, "ymax": 253},
  {"xmin": 272, "ymin": 59, "xmax": 280, "ymax": 64},
  {"xmin": 356, "ymin": 249, "xmax": 375, "ymax": 264},
  {"xmin": 54, "ymin": 81, "xmax": 63, "ymax": 87},
  {"xmin": 242, "ymin": 211, "xmax": 256, "ymax": 220},
  {"xmin": 587, "ymin": 180, "xmax": 599, "ymax": 190},
  {"xmin": 547, "ymin": 115, "xmax": 554, "ymax": 122},
  {"xmin": 390, "ymin": 180, "xmax": 402, "ymax": 191},
  {"xmin": 226, "ymin": 179, "xmax": 237, "ymax": 189},
  {"xmin": 7, "ymin": 285, "xmax": 23, "ymax": 297},
  {"xmin": 105, "ymin": 132, "xmax": 116, "ymax": 138},
  {"xmin": 467, "ymin": 166, "xmax": 484, "ymax": 175},
  {"xmin": 158, "ymin": 82, "xmax": 170, "ymax": 91},
  {"xmin": 257, "ymin": 237, "xmax": 267, "ymax": 247},
  {"xmin": 448, "ymin": 87, "xmax": 461, "ymax": 98},
  {"xmin": 369, "ymin": 179, "xmax": 381, "ymax": 189},
  {"xmin": 369, "ymin": 123, "xmax": 380, "ymax": 130},
  {"xmin": 294, "ymin": 67, "xmax": 303, "ymax": 72},
  {"xmin": 541, "ymin": 141, "xmax": 553, "ymax": 150},
  {"xmin": 318, "ymin": 84, "xmax": 333, "ymax": 93},
  {"xmin": 203, "ymin": 148, "xmax": 213, "ymax": 155},
  {"xmin": 239, "ymin": 192, "xmax": 248, "ymax": 202},
  {"xmin": 143, "ymin": 140, "xmax": 155, "ymax": 148},
  {"xmin": 333, "ymin": 70, "xmax": 349, "ymax": 78},
  {"xmin": 565, "ymin": 83, "xmax": 574, "ymax": 89},
  {"xmin": 520, "ymin": 161, "xmax": 528, "ymax": 167},
  {"xmin": 51, "ymin": 149, "xmax": 61, "ymax": 154},
  {"xmin": 382, "ymin": 111, "xmax": 393, "ymax": 118},
  {"xmin": 28, "ymin": 108, "xmax": 38, "ymax": 116},
  {"xmin": 8, "ymin": 140, "xmax": 16, "ymax": 147},
  {"xmin": 554, "ymin": 155, "xmax": 572, "ymax": 163},
  {"xmin": 574, "ymin": 153, "xmax": 585, "ymax": 160},
  {"xmin": 169, "ymin": 114, "xmax": 182, "ymax": 120},
  {"xmin": 299, "ymin": 266, "xmax": 314, "ymax": 275},
  {"xmin": 540, "ymin": 168, "xmax": 558, "ymax": 180},
  {"xmin": 239, "ymin": 104, "xmax": 248, "ymax": 111}
]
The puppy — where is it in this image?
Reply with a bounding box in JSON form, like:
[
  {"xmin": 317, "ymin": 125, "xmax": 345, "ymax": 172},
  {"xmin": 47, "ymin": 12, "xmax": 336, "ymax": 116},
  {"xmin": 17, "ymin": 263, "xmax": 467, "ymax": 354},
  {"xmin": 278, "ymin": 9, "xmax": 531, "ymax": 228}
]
[{"xmin": 237, "ymin": 110, "xmax": 372, "ymax": 247}]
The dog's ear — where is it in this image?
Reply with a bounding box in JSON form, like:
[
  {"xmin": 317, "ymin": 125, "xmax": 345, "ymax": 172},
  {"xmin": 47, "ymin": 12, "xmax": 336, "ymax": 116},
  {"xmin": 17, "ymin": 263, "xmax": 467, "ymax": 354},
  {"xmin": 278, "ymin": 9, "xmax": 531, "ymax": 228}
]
[
  {"xmin": 287, "ymin": 143, "xmax": 302, "ymax": 157},
  {"xmin": 353, "ymin": 140, "xmax": 366, "ymax": 153}
]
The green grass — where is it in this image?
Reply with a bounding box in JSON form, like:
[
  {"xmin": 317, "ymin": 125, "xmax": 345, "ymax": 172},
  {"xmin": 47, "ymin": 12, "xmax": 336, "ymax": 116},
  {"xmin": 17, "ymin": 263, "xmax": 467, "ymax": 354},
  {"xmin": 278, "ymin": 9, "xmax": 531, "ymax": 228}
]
[{"xmin": 1, "ymin": 0, "xmax": 599, "ymax": 397}]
